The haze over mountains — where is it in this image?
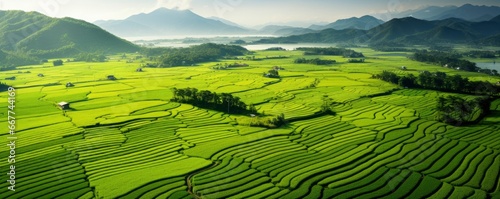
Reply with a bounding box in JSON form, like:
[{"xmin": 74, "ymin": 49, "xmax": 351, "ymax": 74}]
[
  {"xmin": 93, "ymin": 4, "xmax": 500, "ymax": 39},
  {"xmin": 259, "ymin": 15, "xmax": 500, "ymax": 46},
  {"xmin": 94, "ymin": 8, "xmax": 247, "ymax": 37}
]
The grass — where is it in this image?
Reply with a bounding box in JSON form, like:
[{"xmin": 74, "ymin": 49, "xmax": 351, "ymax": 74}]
[{"xmin": 1, "ymin": 48, "xmax": 499, "ymax": 198}]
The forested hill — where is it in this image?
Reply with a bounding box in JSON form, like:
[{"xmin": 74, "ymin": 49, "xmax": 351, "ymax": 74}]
[
  {"xmin": 256, "ymin": 16, "xmax": 500, "ymax": 46},
  {"xmin": 0, "ymin": 10, "xmax": 139, "ymax": 69}
]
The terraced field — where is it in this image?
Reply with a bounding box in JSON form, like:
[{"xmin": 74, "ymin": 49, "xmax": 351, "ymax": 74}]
[{"xmin": 0, "ymin": 49, "xmax": 499, "ymax": 199}]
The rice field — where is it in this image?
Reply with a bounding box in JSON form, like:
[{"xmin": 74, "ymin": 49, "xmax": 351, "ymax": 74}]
[{"xmin": 0, "ymin": 48, "xmax": 499, "ymax": 199}]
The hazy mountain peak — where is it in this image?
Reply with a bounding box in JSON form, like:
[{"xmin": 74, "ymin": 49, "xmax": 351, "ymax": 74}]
[
  {"xmin": 309, "ymin": 15, "xmax": 384, "ymax": 31},
  {"xmin": 94, "ymin": 8, "xmax": 246, "ymax": 37}
]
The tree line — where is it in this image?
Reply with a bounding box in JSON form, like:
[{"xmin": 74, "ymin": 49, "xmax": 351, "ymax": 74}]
[
  {"xmin": 410, "ymin": 50, "xmax": 498, "ymax": 76},
  {"xmin": 294, "ymin": 58, "xmax": 336, "ymax": 65},
  {"xmin": 149, "ymin": 43, "xmax": 248, "ymax": 67},
  {"xmin": 171, "ymin": 87, "xmax": 255, "ymax": 114},
  {"xmin": 74, "ymin": 53, "xmax": 107, "ymax": 62},
  {"xmin": 296, "ymin": 47, "xmax": 364, "ymax": 58},
  {"xmin": 373, "ymin": 71, "xmax": 499, "ymax": 96}
]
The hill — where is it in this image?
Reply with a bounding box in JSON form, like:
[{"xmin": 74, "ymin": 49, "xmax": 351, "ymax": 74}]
[
  {"xmin": 95, "ymin": 8, "xmax": 247, "ymax": 37},
  {"xmin": 256, "ymin": 16, "xmax": 500, "ymax": 46},
  {"xmin": 0, "ymin": 10, "xmax": 139, "ymax": 67},
  {"xmin": 309, "ymin": 15, "xmax": 384, "ymax": 31}
]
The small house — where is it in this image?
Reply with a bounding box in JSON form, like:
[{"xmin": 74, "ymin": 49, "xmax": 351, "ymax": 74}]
[
  {"xmin": 4, "ymin": 76, "xmax": 15, "ymax": 80},
  {"xmin": 107, "ymin": 75, "xmax": 117, "ymax": 80},
  {"xmin": 66, "ymin": 82, "xmax": 74, "ymax": 87},
  {"xmin": 401, "ymin": 66, "xmax": 407, "ymax": 70},
  {"xmin": 250, "ymin": 114, "xmax": 256, "ymax": 117},
  {"xmin": 38, "ymin": 74, "xmax": 44, "ymax": 77},
  {"xmin": 57, "ymin": 102, "xmax": 70, "ymax": 110},
  {"xmin": 136, "ymin": 68, "xmax": 143, "ymax": 72}
]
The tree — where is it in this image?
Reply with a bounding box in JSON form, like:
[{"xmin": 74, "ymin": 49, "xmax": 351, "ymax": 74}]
[
  {"xmin": 398, "ymin": 74, "xmax": 417, "ymax": 88},
  {"xmin": 53, "ymin": 59, "xmax": 63, "ymax": 66}
]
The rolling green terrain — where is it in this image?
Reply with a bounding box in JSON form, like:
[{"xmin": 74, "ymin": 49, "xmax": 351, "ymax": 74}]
[
  {"xmin": 0, "ymin": 48, "xmax": 499, "ymax": 199},
  {"xmin": 0, "ymin": 10, "xmax": 139, "ymax": 69}
]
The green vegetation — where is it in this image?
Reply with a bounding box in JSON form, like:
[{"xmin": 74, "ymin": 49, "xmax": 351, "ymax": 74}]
[
  {"xmin": 1, "ymin": 46, "xmax": 500, "ymax": 199},
  {"xmin": 296, "ymin": 47, "xmax": 364, "ymax": 57},
  {"xmin": 171, "ymin": 87, "xmax": 252, "ymax": 114},
  {"xmin": 52, "ymin": 59, "xmax": 64, "ymax": 66},
  {"xmin": 436, "ymin": 96, "xmax": 491, "ymax": 126},
  {"xmin": 294, "ymin": 58, "xmax": 336, "ymax": 65},
  {"xmin": 155, "ymin": 43, "xmax": 248, "ymax": 67},
  {"xmin": 373, "ymin": 71, "xmax": 500, "ymax": 95},
  {"xmin": 74, "ymin": 53, "xmax": 107, "ymax": 62},
  {"xmin": 0, "ymin": 10, "xmax": 139, "ymax": 70},
  {"xmin": 411, "ymin": 50, "xmax": 481, "ymax": 72}
]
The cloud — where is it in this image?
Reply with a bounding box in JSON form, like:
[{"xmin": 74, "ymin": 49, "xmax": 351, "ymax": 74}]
[{"xmin": 155, "ymin": 0, "xmax": 192, "ymax": 10}]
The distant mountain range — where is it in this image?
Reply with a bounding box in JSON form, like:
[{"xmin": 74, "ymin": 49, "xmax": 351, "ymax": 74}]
[
  {"xmin": 95, "ymin": 8, "xmax": 247, "ymax": 37},
  {"xmin": 93, "ymin": 4, "xmax": 500, "ymax": 39},
  {"xmin": 309, "ymin": 16, "xmax": 384, "ymax": 31},
  {"xmin": 257, "ymin": 16, "xmax": 500, "ymax": 46},
  {"xmin": 0, "ymin": 10, "xmax": 138, "ymax": 68},
  {"xmin": 256, "ymin": 16, "xmax": 384, "ymax": 36},
  {"xmin": 376, "ymin": 4, "xmax": 500, "ymax": 22}
]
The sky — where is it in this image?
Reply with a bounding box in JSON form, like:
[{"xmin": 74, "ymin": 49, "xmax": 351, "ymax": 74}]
[{"xmin": 0, "ymin": 0, "xmax": 499, "ymax": 27}]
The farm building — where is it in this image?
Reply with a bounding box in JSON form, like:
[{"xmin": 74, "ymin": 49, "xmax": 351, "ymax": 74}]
[
  {"xmin": 107, "ymin": 75, "xmax": 117, "ymax": 80},
  {"xmin": 136, "ymin": 68, "xmax": 143, "ymax": 72},
  {"xmin": 38, "ymin": 73, "xmax": 44, "ymax": 77},
  {"xmin": 401, "ymin": 66, "xmax": 407, "ymax": 70},
  {"xmin": 57, "ymin": 102, "xmax": 70, "ymax": 110},
  {"xmin": 66, "ymin": 82, "xmax": 74, "ymax": 87}
]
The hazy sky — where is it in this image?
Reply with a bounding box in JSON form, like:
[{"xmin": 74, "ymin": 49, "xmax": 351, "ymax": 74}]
[{"xmin": 1, "ymin": 0, "xmax": 499, "ymax": 27}]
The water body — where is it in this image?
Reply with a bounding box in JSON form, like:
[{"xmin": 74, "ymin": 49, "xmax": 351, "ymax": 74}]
[
  {"xmin": 476, "ymin": 62, "xmax": 500, "ymax": 71},
  {"xmin": 242, "ymin": 43, "xmax": 337, "ymax": 51}
]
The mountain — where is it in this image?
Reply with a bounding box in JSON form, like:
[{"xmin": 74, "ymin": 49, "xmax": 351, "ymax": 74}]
[
  {"xmin": 258, "ymin": 25, "xmax": 316, "ymax": 36},
  {"xmin": 376, "ymin": 4, "xmax": 500, "ymax": 22},
  {"xmin": 309, "ymin": 16, "xmax": 384, "ymax": 31},
  {"xmin": 256, "ymin": 16, "xmax": 500, "ymax": 46},
  {"xmin": 95, "ymin": 8, "xmax": 247, "ymax": 37},
  {"xmin": 258, "ymin": 25, "xmax": 297, "ymax": 34},
  {"xmin": 257, "ymin": 29, "xmax": 370, "ymax": 44},
  {"xmin": 208, "ymin": 16, "xmax": 248, "ymax": 29},
  {"xmin": 0, "ymin": 10, "xmax": 138, "ymax": 68},
  {"xmin": 428, "ymin": 4, "xmax": 500, "ymax": 22}
]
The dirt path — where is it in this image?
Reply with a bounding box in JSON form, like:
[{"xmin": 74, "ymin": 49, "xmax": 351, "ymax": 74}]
[{"xmin": 186, "ymin": 161, "xmax": 220, "ymax": 199}]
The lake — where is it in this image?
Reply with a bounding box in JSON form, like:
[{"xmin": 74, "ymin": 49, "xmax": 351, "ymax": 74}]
[{"xmin": 476, "ymin": 62, "xmax": 500, "ymax": 71}]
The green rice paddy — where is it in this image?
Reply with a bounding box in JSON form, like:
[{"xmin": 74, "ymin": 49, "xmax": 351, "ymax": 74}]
[{"xmin": 0, "ymin": 48, "xmax": 499, "ymax": 198}]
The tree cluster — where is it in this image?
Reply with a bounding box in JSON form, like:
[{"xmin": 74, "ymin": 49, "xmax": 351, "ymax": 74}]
[
  {"xmin": 74, "ymin": 53, "xmax": 107, "ymax": 62},
  {"xmin": 0, "ymin": 82, "xmax": 9, "ymax": 91},
  {"xmin": 263, "ymin": 69, "xmax": 280, "ymax": 78},
  {"xmin": 347, "ymin": 59, "xmax": 366, "ymax": 63},
  {"xmin": 294, "ymin": 58, "xmax": 336, "ymax": 65},
  {"xmin": 53, "ymin": 59, "xmax": 63, "ymax": 66},
  {"xmin": 373, "ymin": 71, "xmax": 499, "ymax": 95},
  {"xmin": 411, "ymin": 50, "xmax": 480, "ymax": 72},
  {"xmin": 248, "ymin": 113, "xmax": 287, "ymax": 128},
  {"xmin": 436, "ymin": 96, "xmax": 491, "ymax": 126},
  {"xmin": 156, "ymin": 43, "xmax": 248, "ymax": 67},
  {"xmin": 265, "ymin": 47, "xmax": 286, "ymax": 51},
  {"xmin": 171, "ymin": 87, "xmax": 252, "ymax": 114},
  {"xmin": 464, "ymin": 51, "xmax": 497, "ymax": 59},
  {"xmin": 297, "ymin": 47, "xmax": 364, "ymax": 58}
]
